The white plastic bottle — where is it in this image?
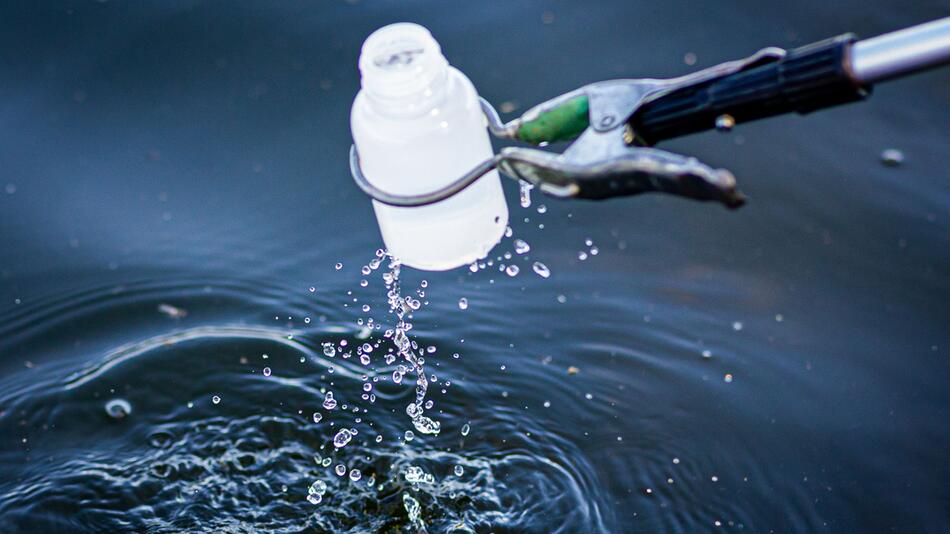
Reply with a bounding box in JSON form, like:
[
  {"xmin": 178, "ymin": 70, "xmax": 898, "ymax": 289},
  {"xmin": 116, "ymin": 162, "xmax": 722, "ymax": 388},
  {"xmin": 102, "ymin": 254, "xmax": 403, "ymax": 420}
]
[{"xmin": 350, "ymin": 23, "xmax": 509, "ymax": 271}]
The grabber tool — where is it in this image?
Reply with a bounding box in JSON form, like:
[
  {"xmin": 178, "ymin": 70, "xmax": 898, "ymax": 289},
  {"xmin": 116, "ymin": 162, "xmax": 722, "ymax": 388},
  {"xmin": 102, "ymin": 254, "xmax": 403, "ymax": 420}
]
[{"xmin": 351, "ymin": 17, "xmax": 950, "ymax": 209}]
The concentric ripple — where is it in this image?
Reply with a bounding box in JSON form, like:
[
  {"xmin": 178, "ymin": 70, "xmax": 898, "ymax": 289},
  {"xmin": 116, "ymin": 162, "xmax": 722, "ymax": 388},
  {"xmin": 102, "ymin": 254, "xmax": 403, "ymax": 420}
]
[{"xmin": 0, "ymin": 277, "xmax": 608, "ymax": 533}]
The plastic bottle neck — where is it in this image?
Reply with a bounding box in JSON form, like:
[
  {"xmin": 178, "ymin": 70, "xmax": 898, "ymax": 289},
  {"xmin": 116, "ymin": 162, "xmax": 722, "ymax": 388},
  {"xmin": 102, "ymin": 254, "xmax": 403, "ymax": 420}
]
[{"xmin": 358, "ymin": 23, "xmax": 450, "ymax": 118}]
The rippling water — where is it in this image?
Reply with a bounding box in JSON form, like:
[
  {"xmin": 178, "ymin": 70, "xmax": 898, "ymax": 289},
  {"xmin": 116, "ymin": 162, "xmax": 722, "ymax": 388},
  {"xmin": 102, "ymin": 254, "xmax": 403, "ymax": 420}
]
[{"xmin": 2, "ymin": 1, "xmax": 950, "ymax": 532}]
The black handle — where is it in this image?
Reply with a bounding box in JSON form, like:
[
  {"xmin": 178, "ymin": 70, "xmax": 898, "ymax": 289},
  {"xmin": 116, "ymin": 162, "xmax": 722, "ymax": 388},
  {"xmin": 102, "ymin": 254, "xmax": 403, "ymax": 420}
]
[{"xmin": 630, "ymin": 34, "xmax": 871, "ymax": 145}]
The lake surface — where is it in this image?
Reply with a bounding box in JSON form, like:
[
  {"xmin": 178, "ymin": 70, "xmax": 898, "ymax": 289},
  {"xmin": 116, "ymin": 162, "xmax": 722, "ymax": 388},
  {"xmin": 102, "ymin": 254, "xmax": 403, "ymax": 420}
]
[{"xmin": 1, "ymin": 1, "xmax": 949, "ymax": 532}]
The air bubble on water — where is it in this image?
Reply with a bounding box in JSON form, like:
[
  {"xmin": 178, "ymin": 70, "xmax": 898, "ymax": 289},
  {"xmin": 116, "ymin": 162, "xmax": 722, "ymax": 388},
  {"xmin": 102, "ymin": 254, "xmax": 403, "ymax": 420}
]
[
  {"xmin": 360, "ymin": 354, "xmax": 370, "ymax": 365},
  {"xmin": 104, "ymin": 398, "xmax": 132, "ymax": 419},
  {"xmin": 333, "ymin": 428, "xmax": 354, "ymax": 448},
  {"xmin": 469, "ymin": 262, "xmax": 478, "ymax": 273},
  {"xmin": 335, "ymin": 262, "xmax": 343, "ymax": 270},
  {"xmin": 590, "ymin": 246, "xmax": 599, "ymax": 255},
  {"xmin": 585, "ymin": 238, "xmax": 593, "ymax": 246},
  {"xmin": 461, "ymin": 422, "xmax": 470, "ymax": 436},
  {"xmin": 309, "ymin": 480, "xmax": 327, "ymax": 496},
  {"xmin": 504, "ymin": 226, "xmax": 513, "ymax": 238},
  {"xmin": 514, "ymin": 239, "xmax": 531, "ymax": 254},
  {"xmin": 375, "ymin": 434, "xmax": 383, "ymax": 443},
  {"xmin": 361, "ymin": 266, "xmax": 371, "ymax": 275},
  {"xmin": 724, "ymin": 373, "xmax": 734, "ymax": 383},
  {"xmin": 312, "ymin": 412, "xmax": 323, "ymax": 423},
  {"xmin": 322, "ymin": 343, "xmax": 336, "ymax": 357},
  {"xmin": 360, "ymin": 279, "xmax": 368, "ymax": 287},
  {"xmin": 404, "ymin": 430, "xmax": 414, "ymax": 442},
  {"xmin": 578, "ymin": 251, "xmax": 588, "ymax": 261},
  {"xmin": 702, "ymin": 349, "xmax": 712, "ymax": 359},
  {"xmin": 732, "ymin": 321, "xmax": 743, "ymax": 331},
  {"xmin": 335, "ymin": 464, "xmax": 346, "ymax": 476},
  {"xmin": 532, "ymin": 262, "xmax": 551, "ymax": 278},
  {"xmin": 519, "ymin": 181, "xmax": 533, "ymax": 208},
  {"xmin": 323, "ymin": 392, "xmax": 337, "ymax": 410},
  {"xmin": 212, "ymin": 395, "xmax": 221, "ymax": 405},
  {"xmin": 454, "ymin": 465, "xmax": 464, "ymax": 476},
  {"xmin": 262, "ymin": 366, "xmax": 271, "ymax": 377},
  {"xmin": 363, "ymin": 383, "xmax": 372, "ymax": 392},
  {"xmin": 349, "ymin": 469, "xmax": 362, "ymax": 482},
  {"xmin": 309, "ymin": 286, "xmax": 316, "ymax": 293},
  {"xmin": 304, "ymin": 317, "xmax": 311, "ymax": 324},
  {"xmin": 537, "ymin": 204, "xmax": 547, "ymax": 214},
  {"xmin": 307, "ymin": 493, "xmax": 322, "ymax": 505},
  {"xmin": 505, "ymin": 264, "xmax": 520, "ymax": 276},
  {"xmin": 543, "ymin": 400, "xmax": 551, "ymax": 408},
  {"xmin": 321, "ymin": 457, "xmax": 332, "ymax": 467},
  {"xmin": 362, "ymin": 304, "xmax": 370, "ymax": 312}
]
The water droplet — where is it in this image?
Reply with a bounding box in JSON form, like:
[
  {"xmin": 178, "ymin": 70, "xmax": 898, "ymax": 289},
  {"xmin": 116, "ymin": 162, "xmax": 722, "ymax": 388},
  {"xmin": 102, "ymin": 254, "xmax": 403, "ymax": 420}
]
[
  {"xmin": 702, "ymin": 349, "xmax": 713, "ymax": 359},
  {"xmin": 262, "ymin": 366, "xmax": 271, "ymax": 377},
  {"xmin": 543, "ymin": 400, "xmax": 551, "ymax": 408},
  {"xmin": 514, "ymin": 239, "xmax": 530, "ymax": 254},
  {"xmin": 458, "ymin": 297, "xmax": 468, "ymax": 310},
  {"xmin": 323, "ymin": 392, "xmax": 337, "ymax": 410},
  {"xmin": 454, "ymin": 465, "xmax": 464, "ymax": 476},
  {"xmin": 312, "ymin": 412, "xmax": 322, "ymax": 423},
  {"xmin": 212, "ymin": 395, "xmax": 221, "ymax": 405},
  {"xmin": 309, "ymin": 286, "xmax": 316, "ymax": 293},
  {"xmin": 460, "ymin": 423, "xmax": 470, "ymax": 436},
  {"xmin": 404, "ymin": 465, "xmax": 435, "ymax": 484},
  {"xmin": 519, "ymin": 182, "xmax": 533, "ymax": 208},
  {"xmin": 537, "ymin": 204, "xmax": 547, "ymax": 214},
  {"xmin": 732, "ymin": 321, "xmax": 743, "ymax": 331},
  {"xmin": 334, "ymin": 262, "xmax": 343, "ymax": 270},
  {"xmin": 880, "ymin": 148, "xmax": 904, "ymax": 166},
  {"xmin": 104, "ymin": 399, "xmax": 131, "ymax": 419},
  {"xmin": 724, "ymin": 373, "xmax": 734, "ymax": 383},
  {"xmin": 333, "ymin": 428, "xmax": 353, "ymax": 448},
  {"xmin": 335, "ymin": 464, "xmax": 346, "ymax": 476},
  {"xmin": 532, "ymin": 262, "xmax": 550, "ymax": 278},
  {"xmin": 404, "ymin": 430, "xmax": 414, "ymax": 441},
  {"xmin": 505, "ymin": 264, "xmax": 520, "ymax": 276}
]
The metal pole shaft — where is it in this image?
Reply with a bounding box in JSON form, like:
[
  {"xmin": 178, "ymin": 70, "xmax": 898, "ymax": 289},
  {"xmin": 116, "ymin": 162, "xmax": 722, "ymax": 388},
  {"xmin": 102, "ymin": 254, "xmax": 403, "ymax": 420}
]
[{"xmin": 851, "ymin": 17, "xmax": 950, "ymax": 84}]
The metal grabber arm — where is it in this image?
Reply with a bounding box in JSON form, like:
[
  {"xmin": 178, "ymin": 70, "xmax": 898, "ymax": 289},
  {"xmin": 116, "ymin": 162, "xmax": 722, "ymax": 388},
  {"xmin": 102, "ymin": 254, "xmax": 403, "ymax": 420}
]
[{"xmin": 351, "ymin": 17, "xmax": 950, "ymax": 208}]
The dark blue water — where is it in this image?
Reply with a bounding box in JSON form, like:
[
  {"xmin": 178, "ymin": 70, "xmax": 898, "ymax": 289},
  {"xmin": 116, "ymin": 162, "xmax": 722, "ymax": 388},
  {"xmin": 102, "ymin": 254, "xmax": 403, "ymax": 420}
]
[{"xmin": 2, "ymin": 1, "xmax": 949, "ymax": 532}]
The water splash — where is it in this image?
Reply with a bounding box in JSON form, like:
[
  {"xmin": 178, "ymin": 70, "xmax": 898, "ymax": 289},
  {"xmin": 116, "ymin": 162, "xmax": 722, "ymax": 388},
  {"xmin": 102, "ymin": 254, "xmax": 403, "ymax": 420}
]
[{"xmin": 384, "ymin": 256, "xmax": 442, "ymax": 436}]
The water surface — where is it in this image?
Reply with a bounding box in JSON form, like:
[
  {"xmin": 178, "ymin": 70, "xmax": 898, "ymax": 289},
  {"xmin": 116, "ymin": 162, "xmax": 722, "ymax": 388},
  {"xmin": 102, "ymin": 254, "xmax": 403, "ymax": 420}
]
[{"xmin": 2, "ymin": 1, "xmax": 949, "ymax": 532}]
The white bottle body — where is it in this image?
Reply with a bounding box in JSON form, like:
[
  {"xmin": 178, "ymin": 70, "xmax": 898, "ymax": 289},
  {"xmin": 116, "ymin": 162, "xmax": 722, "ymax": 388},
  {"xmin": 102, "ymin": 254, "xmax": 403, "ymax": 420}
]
[{"xmin": 351, "ymin": 23, "xmax": 508, "ymax": 271}]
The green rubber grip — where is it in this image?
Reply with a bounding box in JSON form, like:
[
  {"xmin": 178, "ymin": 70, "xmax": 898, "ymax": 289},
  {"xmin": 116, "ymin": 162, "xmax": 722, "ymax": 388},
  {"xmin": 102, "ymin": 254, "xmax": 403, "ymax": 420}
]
[{"xmin": 516, "ymin": 95, "xmax": 590, "ymax": 145}]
